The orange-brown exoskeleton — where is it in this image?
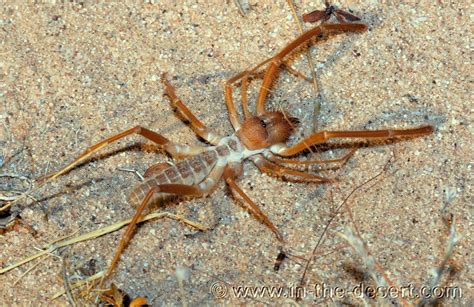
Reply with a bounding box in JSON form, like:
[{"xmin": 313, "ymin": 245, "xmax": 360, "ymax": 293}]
[{"xmin": 29, "ymin": 22, "xmax": 433, "ymax": 289}]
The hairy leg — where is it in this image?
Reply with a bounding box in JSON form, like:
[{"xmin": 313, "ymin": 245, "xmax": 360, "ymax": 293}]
[
  {"xmin": 271, "ymin": 126, "xmax": 434, "ymax": 157},
  {"xmin": 252, "ymin": 155, "xmax": 332, "ymax": 183},
  {"xmin": 162, "ymin": 73, "xmax": 221, "ymax": 144},
  {"xmin": 100, "ymin": 164, "xmax": 225, "ymax": 287},
  {"xmin": 223, "ymin": 166, "xmax": 283, "ymax": 241}
]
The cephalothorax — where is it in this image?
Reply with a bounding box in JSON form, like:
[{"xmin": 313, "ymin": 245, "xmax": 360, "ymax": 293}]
[{"xmin": 23, "ymin": 22, "xmax": 433, "ymax": 289}]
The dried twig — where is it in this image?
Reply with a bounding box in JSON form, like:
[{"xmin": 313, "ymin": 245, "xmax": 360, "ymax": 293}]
[
  {"xmin": 0, "ymin": 173, "xmax": 33, "ymax": 201},
  {"xmin": 59, "ymin": 252, "xmax": 78, "ymax": 307},
  {"xmin": 419, "ymin": 217, "xmax": 461, "ymax": 305},
  {"xmin": 51, "ymin": 271, "xmax": 104, "ymax": 300},
  {"xmin": 0, "ymin": 212, "xmax": 207, "ymax": 275},
  {"xmin": 233, "ymin": 0, "xmax": 250, "ymax": 16},
  {"xmin": 299, "ymin": 158, "xmax": 391, "ymax": 287},
  {"xmin": 286, "ymin": 0, "xmax": 322, "ymax": 132},
  {"xmin": 117, "ymin": 167, "xmax": 145, "ymax": 182}
]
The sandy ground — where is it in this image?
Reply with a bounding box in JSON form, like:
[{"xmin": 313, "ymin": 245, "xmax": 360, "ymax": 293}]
[{"xmin": 0, "ymin": 1, "xmax": 471, "ymax": 305}]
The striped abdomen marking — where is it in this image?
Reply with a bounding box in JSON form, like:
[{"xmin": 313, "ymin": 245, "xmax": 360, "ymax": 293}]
[{"xmin": 128, "ymin": 149, "xmax": 218, "ymax": 207}]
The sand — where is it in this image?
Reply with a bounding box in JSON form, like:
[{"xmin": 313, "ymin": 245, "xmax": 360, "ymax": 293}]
[{"xmin": 0, "ymin": 1, "xmax": 471, "ymax": 305}]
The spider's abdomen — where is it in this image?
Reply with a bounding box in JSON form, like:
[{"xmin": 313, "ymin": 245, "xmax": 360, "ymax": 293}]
[{"xmin": 128, "ymin": 150, "xmax": 218, "ymax": 208}]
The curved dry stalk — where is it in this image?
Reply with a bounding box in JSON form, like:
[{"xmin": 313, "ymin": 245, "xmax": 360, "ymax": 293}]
[
  {"xmin": 0, "ymin": 211, "xmax": 206, "ymax": 275},
  {"xmin": 0, "ymin": 173, "xmax": 33, "ymax": 201},
  {"xmin": 299, "ymin": 158, "xmax": 392, "ymax": 287}
]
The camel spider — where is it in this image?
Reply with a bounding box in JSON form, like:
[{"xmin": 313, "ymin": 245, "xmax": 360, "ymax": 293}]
[{"xmin": 32, "ymin": 22, "xmax": 433, "ymax": 290}]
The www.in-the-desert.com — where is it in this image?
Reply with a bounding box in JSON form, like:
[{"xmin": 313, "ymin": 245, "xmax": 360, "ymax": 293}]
[{"xmin": 210, "ymin": 281, "xmax": 462, "ymax": 300}]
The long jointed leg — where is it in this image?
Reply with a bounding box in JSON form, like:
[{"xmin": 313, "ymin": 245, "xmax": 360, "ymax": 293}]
[
  {"xmin": 272, "ymin": 126, "xmax": 434, "ymax": 157},
  {"xmin": 265, "ymin": 148, "xmax": 356, "ymax": 167},
  {"xmin": 224, "ymin": 166, "xmax": 283, "ymax": 241},
  {"xmin": 223, "ymin": 23, "xmax": 367, "ymax": 130},
  {"xmin": 1, "ymin": 128, "xmax": 205, "ymax": 213},
  {"xmin": 224, "ymin": 60, "xmax": 311, "ymax": 129},
  {"xmin": 162, "ymin": 73, "xmax": 221, "ymax": 145},
  {"xmin": 252, "ymin": 155, "xmax": 332, "ymax": 183},
  {"xmin": 38, "ymin": 126, "xmax": 204, "ymax": 185},
  {"xmin": 99, "ymin": 165, "xmax": 225, "ymax": 287},
  {"xmin": 256, "ymin": 23, "xmax": 367, "ymax": 115},
  {"xmin": 225, "ymin": 58, "xmax": 274, "ymax": 129}
]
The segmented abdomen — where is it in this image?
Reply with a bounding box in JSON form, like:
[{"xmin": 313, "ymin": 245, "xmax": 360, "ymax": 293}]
[{"xmin": 128, "ymin": 149, "xmax": 218, "ymax": 207}]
